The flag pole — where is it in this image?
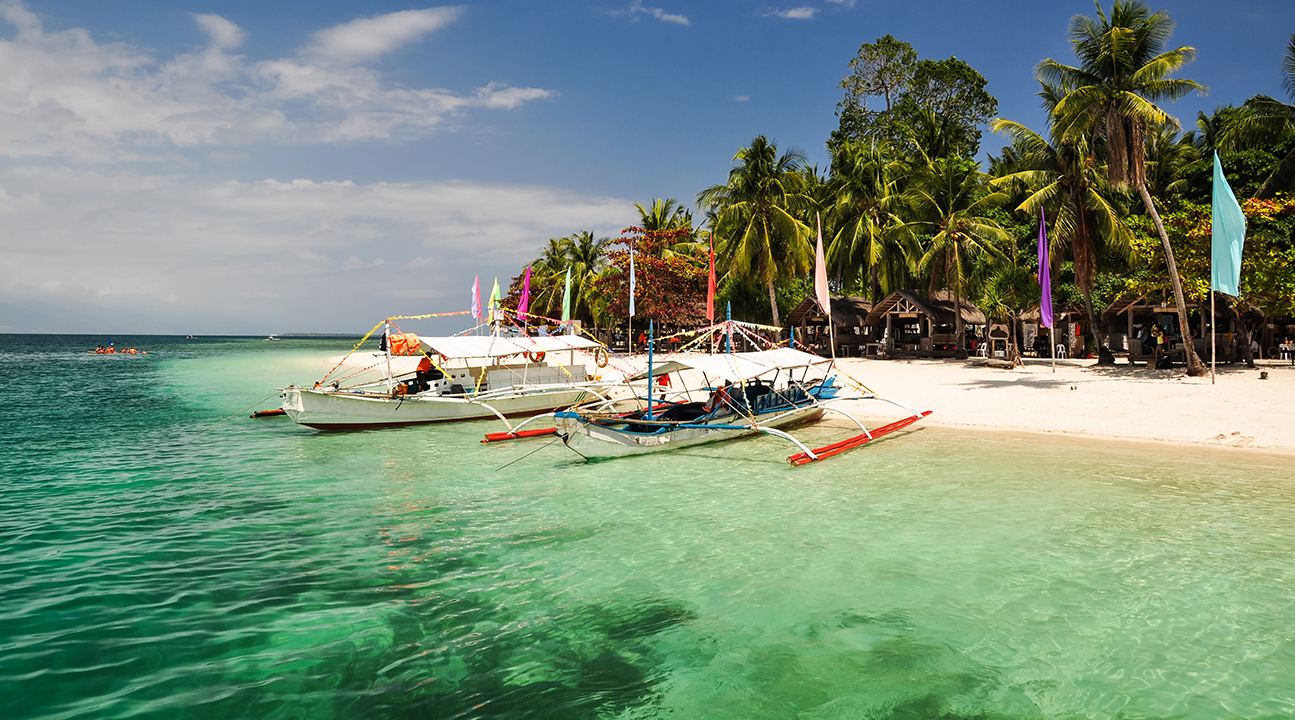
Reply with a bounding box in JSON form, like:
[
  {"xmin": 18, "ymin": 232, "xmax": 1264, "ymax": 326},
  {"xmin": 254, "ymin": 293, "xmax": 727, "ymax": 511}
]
[
  {"xmin": 1210, "ymin": 291, "xmax": 1216, "ymax": 384},
  {"xmin": 1050, "ymin": 324, "xmax": 1056, "ymax": 374}
]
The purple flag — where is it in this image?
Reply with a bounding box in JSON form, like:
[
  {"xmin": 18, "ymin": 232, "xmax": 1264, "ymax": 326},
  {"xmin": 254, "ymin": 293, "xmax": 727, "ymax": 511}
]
[
  {"xmin": 471, "ymin": 275, "xmax": 481, "ymax": 320},
  {"xmin": 1038, "ymin": 207, "xmax": 1053, "ymax": 328},
  {"xmin": 518, "ymin": 266, "xmax": 531, "ymax": 318}
]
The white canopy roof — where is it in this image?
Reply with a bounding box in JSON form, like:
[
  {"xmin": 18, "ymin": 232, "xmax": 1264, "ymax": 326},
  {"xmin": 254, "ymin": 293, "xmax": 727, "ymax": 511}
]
[
  {"xmin": 627, "ymin": 348, "xmax": 830, "ymax": 383},
  {"xmin": 418, "ymin": 333, "xmax": 601, "ymax": 361}
]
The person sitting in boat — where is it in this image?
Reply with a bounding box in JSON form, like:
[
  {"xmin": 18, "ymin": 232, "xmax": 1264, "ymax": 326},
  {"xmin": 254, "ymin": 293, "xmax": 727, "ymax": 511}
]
[
  {"xmin": 411, "ymin": 355, "xmax": 443, "ymax": 393},
  {"xmin": 703, "ymin": 381, "xmax": 733, "ymax": 413}
]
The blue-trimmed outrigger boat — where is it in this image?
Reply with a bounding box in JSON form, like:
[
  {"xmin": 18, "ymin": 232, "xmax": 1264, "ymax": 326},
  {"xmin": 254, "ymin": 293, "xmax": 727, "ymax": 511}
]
[{"xmin": 546, "ymin": 332, "xmax": 931, "ymax": 465}]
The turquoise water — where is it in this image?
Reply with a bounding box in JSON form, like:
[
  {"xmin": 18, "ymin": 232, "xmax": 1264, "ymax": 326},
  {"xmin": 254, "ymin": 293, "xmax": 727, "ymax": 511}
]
[{"xmin": 3, "ymin": 334, "xmax": 1294, "ymax": 719}]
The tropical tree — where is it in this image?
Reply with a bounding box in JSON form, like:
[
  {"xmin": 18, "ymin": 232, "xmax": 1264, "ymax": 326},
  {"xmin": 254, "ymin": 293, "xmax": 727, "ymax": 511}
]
[
  {"xmin": 826, "ymin": 140, "xmax": 910, "ymax": 300},
  {"xmin": 697, "ymin": 136, "xmax": 813, "ymax": 326},
  {"xmin": 1224, "ymin": 33, "xmax": 1295, "ymax": 199},
  {"xmin": 900, "ymin": 158, "xmax": 1011, "ymax": 358},
  {"xmin": 1040, "ymin": 0, "xmax": 1208, "ymax": 374},
  {"xmin": 563, "ymin": 231, "xmax": 608, "ymax": 326},
  {"xmin": 635, "ymin": 198, "xmax": 692, "ymax": 231},
  {"xmin": 990, "ymin": 111, "xmax": 1135, "ymax": 355}
]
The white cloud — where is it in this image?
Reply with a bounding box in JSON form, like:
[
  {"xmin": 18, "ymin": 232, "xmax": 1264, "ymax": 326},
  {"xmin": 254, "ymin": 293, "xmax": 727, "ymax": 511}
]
[
  {"xmin": 733, "ymin": 95, "xmax": 750, "ymax": 102},
  {"xmin": 0, "ymin": 167, "xmax": 633, "ymax": 333},
  {"xmin": 767, "ymin": 7, "xmax": 819, "ymax": 19},
  {"xmin": 0, "ymin": 3, "xmax": 552, "ymax": 161},
  {"xmin": 193, "ymin": 12, "xmax": 245, "ymax": 50},
  {"xmin": 614, "ymin": 1, "xmax": 689, "ymax": 27},
  {"xmin": 304, "ymin": 7, "xmax": 462, "ymax": 65}
]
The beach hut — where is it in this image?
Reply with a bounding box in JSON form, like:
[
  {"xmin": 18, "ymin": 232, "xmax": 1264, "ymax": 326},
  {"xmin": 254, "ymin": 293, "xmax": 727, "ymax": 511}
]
[
  {"xmin": 787, "ymin": 296, "xmax": 874, "ymax": 356},
  {"xmin": 1101, "ymin": 294, "xmax": 1239, "ymax": 365},
  {"xmin": 863, "ymin": 290, "xmax": 986, "ymax": 358}
]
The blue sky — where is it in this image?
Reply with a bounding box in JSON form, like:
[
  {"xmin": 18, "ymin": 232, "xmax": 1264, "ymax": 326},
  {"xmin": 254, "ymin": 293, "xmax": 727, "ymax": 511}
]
[{"xmin": 1, "ymin": 0, "xmax": 1291, "ymax": 334}]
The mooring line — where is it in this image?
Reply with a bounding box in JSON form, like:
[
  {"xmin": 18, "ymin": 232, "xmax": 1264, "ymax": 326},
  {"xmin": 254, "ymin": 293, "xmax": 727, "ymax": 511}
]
[{"xmin": 196, "ymin": 391, "xmax": 282, "ymax": 436}]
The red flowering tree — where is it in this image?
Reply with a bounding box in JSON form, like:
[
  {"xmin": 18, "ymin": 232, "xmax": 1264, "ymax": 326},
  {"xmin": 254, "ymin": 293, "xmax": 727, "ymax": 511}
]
[{"xmin": 587, "ymin": 227, "xmax": 707, "ymax": 327}]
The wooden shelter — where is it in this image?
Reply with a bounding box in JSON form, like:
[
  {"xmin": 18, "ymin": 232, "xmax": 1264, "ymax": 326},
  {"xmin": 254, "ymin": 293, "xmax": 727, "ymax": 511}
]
[
  {"xmin": 787, "ymin": 296, "xmax": 873, "ymax": 356},
  {"xmin": 1101, "ymin": 295, "xmax": 1239, "ymax": 364},
  {"xmin": 863, "ymin": 290, "xmax": 986, "ymax": 358}
]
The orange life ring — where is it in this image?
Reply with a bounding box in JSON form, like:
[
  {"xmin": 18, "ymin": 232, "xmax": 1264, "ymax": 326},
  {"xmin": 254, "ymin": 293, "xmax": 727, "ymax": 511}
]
[
  {"xmin": 594, "ymin": 347, "xmax": 609, "ymax": 368},
  {"xmin": 526, "ymin": 350, "xmax": 546, "ymax": 363}
]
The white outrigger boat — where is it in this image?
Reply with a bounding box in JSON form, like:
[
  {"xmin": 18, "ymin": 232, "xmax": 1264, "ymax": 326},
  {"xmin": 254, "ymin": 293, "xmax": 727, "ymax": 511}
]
[
  {"xmin": 280, "ymin": 329, "xmax": 615, "ymax": 430},
  {"xmin": 548, "ymin": 343, "xmax": 930, "ymax": 465}
]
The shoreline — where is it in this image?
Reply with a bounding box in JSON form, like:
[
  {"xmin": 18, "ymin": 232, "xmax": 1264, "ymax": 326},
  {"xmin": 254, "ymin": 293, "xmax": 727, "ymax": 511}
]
[
  {"xmin": 615, "ymin": 351, "xmax": 1295, "ymax": 457},
  {"xmin": 830, "ymin": 356, "xmax": 1295, "ymax": 457}
]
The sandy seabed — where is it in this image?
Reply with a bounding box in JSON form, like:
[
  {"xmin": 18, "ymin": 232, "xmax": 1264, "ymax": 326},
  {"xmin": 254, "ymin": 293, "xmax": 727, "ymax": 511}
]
[{"xmin": 826, "ymin": 355, "xmax": 1295, "ymax": 457}]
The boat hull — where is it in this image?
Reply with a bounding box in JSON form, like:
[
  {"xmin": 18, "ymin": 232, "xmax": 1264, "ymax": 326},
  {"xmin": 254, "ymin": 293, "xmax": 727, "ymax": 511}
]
[
  {"xmin": 281, "ymin": 386, "xmax": 599, "ymax": 430},
  {"xmin": 556, "ymin": 406, "xmax": 824, "ymax": 459}
]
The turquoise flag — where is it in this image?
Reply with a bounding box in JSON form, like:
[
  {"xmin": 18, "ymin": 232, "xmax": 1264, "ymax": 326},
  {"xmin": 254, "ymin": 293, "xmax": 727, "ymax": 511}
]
[
  {"xmin": 561, "ymin": 266, "xmax": 572, "ymax": 322},
  {"xmin": 1211, "ymin": 152, "xmax": 1246, "ymax": 296}
]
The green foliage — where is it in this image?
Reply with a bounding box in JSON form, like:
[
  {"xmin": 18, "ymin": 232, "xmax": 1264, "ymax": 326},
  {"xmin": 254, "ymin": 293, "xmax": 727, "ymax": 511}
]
[
  {"xmin": 833, "ymin": 36, "xmax": 997, "ymax": 160},
  {"xmin": 1125, "ymin": 195, "xmax": 1295, "ymax": 317}
]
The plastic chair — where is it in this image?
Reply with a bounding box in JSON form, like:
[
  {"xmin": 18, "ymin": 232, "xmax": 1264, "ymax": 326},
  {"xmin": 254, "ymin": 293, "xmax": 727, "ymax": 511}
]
[
  {"xmin": 976, "ymin": 346, "xmax": 988, "ymax": 357},
  {"xmin": 1056, "ymin": 344, "xmax": 1068, "ymax": 359}
]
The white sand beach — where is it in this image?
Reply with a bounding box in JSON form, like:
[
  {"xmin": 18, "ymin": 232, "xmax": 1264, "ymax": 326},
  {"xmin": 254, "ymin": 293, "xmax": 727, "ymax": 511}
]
[{"xmin": 829, "ymin": 356, "xmax": 1295, "ymax": 456}]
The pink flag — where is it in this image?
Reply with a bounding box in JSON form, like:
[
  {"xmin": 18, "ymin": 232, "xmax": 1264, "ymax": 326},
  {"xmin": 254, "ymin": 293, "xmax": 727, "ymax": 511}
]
[
  {"xmin": 706, "ymin": 232, "xmax": 716, "ymax": 323},
  {"xmin": 814, "ymin": 213, "xmax": 830, "ymax": 317},
  {"xmin": 471, "ymin": 275, "xmax": 481, "ymax": 319},
  {"xmin": 519, "ymin": 266, "xmax": 531, "ymax": 318}
]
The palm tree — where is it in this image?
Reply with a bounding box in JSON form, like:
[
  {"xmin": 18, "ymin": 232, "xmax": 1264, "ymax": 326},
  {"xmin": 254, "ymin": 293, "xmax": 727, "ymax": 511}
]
[
  {"xmin": 563, "ymin": 231, "xmax": 607, "ymax": 326},
  {"xmin": 635, "ymin": 198, "xmax": 692, "ymax": 231},
  {"xmin": 827, "ymin": 140, "xmax": 910, "ymax": 300},
  {"xmin": 634, "ymin": 198, "xmax": 704, "ymax": 259},
  {"xmin": 900, "ymin": 158, "xmax": 1010, "ymax": 359},
  {"xmin": 697, "ymin": 136, "xmax": 813, "ymax": 326},
  {"xmin": 1224, "ymin": 33, "xmax": 1295, "ymax": 199},
  {"xmin": 1040, "ymin": 0, "xmax": 1207, "ymax": 374},
  {"xmin": 990, "ymin": 112, "xmax": 1134, "ymax": 356}
]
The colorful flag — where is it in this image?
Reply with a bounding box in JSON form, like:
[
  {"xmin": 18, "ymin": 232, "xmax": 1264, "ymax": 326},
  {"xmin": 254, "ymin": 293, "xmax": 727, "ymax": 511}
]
[
  {"xmin": 561, "ymin": 266, "xmax": 572, "ymax": 322},
  {"xmin": 488, "ymin": 277, "xmax": 500, "ymax": 322},
  {"xmin": 706, "ymin": 232, "xmax": 716, "ymax": 323},
  {"xmin": 1211, "ymin": 152, "xmax": 1246, "ymax": 296},
  {"xmin": 471, "ymin": 275, "xmax": 480, "ymax": 320},
  {"xmin": 1038, "ymin": 207, "xmax": 1053, "ymax": 328},
  {"xmin": 814, "ymin": 212, "xmax": 831, "ymax": 318},
  {"xmin": 628, "ymin": 241, "xmax": 636, "ymax": 317},
  {"xmin": 519, "ymin": 266, "xmax": 531, "ymax": 318}
]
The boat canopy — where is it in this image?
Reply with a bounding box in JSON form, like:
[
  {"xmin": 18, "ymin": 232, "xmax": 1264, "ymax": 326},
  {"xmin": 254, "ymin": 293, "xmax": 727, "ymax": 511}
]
[
  {"xmin": 419, "ymin": 334, "xmax": 601, "ymax": 361},
  {"xmin": 627, "ymin": 348, "xmax": 830, "ymax": 383}
]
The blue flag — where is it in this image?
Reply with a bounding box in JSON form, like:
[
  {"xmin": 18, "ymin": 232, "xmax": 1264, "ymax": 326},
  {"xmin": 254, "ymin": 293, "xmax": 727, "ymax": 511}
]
[{"xmin": 1211, "ymin": 152, "xmax": 1246, "ymax": 297}]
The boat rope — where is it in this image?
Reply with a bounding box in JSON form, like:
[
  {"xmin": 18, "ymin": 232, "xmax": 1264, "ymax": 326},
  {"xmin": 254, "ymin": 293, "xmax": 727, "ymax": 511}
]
[
  {"xmin": 496, "ymin": 435, "xmax": 565, "ymax": 471},
  {"xmin": 195, "ymin": 391, "xmax": 282, "ymax": 436}
]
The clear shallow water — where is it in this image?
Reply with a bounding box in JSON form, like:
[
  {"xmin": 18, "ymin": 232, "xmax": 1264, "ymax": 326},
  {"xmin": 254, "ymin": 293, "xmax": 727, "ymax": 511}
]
[{"xmin": 2, "ymin": 334, "xmax": 1294, "ymax": 719}]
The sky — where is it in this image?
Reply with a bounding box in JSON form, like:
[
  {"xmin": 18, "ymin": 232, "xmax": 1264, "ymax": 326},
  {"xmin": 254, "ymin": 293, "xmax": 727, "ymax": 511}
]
[{"xmin": 1, "ymin": 0, "xmax": 1291, "ymax": 335}]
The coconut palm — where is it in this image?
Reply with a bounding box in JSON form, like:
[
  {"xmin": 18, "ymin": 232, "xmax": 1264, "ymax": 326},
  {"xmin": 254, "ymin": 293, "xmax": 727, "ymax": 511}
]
[
  {"xmin": 826, "ymin": 140, "xmax": 911, "ymax": 300},
  {"xmin": 635, "ymin": 198, "xmax": 692, "ymax": 231},
  {"xmin": 990, "ymin": 112, "xmax": 1134, "ymax": 355},
  {"xmin": 1040, "ymin": 0, "xmax": 1207, "ymax": 374},
  {"xmin": 697, "ymin": 136, "xmax": 814, "ymax": 326},
  {"xmin": 563, "ymin": 231, "xmax": 608, "ymax": 326},
  {"xmin": 900, "ymin": 158, "xmax": 1010, "ymax": 358},
  {"xmin": 1224, "ymin": 33, "xmax": 1295, "ymax": 199}
]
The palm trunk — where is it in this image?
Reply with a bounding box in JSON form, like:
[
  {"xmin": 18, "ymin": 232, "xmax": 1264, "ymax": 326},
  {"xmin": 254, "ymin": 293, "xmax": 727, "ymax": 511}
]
[
  {"xmin": 767, "ymin": 279, "xmax": 782, "ymax": 327},
  {"xmin": 953, "ymin": 281, "xmax": 967, "ymax": 360},
  {"xmin": 1137, "ymin": 182, "xmax": 1206, "ymax": 376}
]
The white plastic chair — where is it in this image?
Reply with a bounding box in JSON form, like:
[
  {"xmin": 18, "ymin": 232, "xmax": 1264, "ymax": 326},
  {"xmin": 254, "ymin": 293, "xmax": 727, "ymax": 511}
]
[
  {"xmin": 976, "ymin": 346, "xmax": 988, "ymax": 357},
  {"xmin": 1056, "ymin": 344, "xmax": 1068, "ymax": 359}
]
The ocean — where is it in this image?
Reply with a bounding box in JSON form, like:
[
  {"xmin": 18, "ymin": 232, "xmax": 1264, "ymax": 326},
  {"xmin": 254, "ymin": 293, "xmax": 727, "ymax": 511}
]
[{"xmin": 2, "ymin": 334, "xmax": 1293, "ymax": 719}]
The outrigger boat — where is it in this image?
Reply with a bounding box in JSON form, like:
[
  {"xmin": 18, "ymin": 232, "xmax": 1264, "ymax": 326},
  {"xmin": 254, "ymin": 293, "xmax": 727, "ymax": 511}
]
[
  {"xmin": 545, "ymin": 329, "xmax": 930, "ymax": 465},
  {"xmin": 280, "ymin": 325, "xmax": 615, "ymax": 430}
]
